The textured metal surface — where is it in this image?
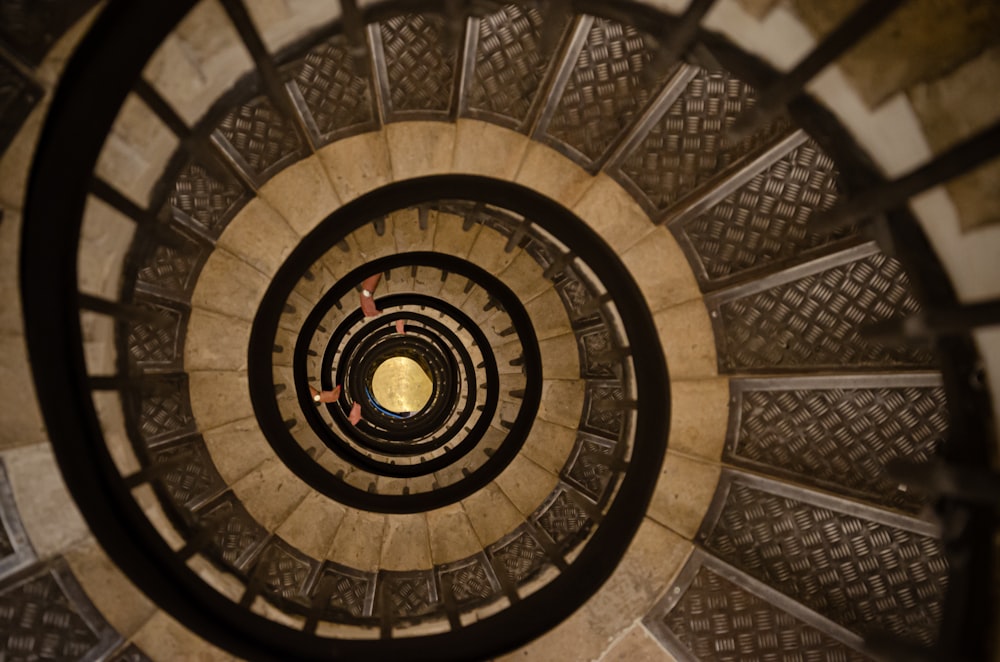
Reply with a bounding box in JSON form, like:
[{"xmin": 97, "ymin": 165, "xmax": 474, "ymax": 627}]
[
  {"xmin": 379, "ymin": 14, "xmax": 456, "ymax": 116},
  {"xmin": 582, "ymin": 380, "xmax": 627, "ymax": 439},
  {"xmin": 563, "ymin": 434, "xmax": 615, "ymax": 502},
  {"xmin": 677, "ymin": 138, "xmax": 849, "ymax": 286},
  {"xmin": 543, "ymin": 17, "xmax": 657, "ymax": 163},
  {"xmin": 646, "ymin": 561, "xmax": 869, "ymax": 662},
  {"xmin": 125, "ymin": 297, "xmax": 187, "ymax": 371},
  {"xmin": 215, "ymin": 94, "xmax": 306, "ymax": 180},
  {"xmin": 487, "ymin": 527, "xmax": 548, "ymax": 583},
  {"xmin": 135, "ymin": 376, "xmax": 196, "ymax": 445},
  {"xmin": 533, "ymin": 486, "xmax": 590, "ymax": 545},
  {"xmin": 438, "ymin": 554, "xmax": 501, "ymax": 605},
  {"xmin": 255, "ymin": 538, "xmax": 317, "ymax": 607},
  {"xmin": 0, "ymin": 0, "xmax": 98, "ymax": 65},
  {"xmin": 553, "ymin": 267, "xmax": 601, "ymax": 326},
  {"xmin": 291, "ymin": 34, "xmax": 375, "ymax": 143},
  {"xmin": 701, "ymin": 479, "xmax": 948, "ymax": 647},
  {"xmin": 578, "ymin": 325, "xmax": 618, "ymax": 379},
  {"xmin": 0, "ymin": 51, "xmax": 42, "ymax": 155},
  {"xmin": 378, "ymin": 570, "xmax": 439, "ymax": 619},
  {"xmin": 135, "ymin": 234, "xmax": 208, "ymax": 300},
  {"xmin": 466, "ymin": 4, "xmax": 550, "ymax": 127},
  {"xmin": 0, "ymin": 460, "xmax": 35, "ymax": 579},
  {"xmin": 169, "ymin": 160, "xmax": 249, "ymax": 238},
  {"xmin": 712, "ymin": 252, "xmax": 935, "ymax": 371},
  {"xmin": 0, "ymin": 560, "xmax": 119, "ymax": 661},
  {"xmin": 150, "ymin": 438, "xmax": 225, "ymax": 510},
  {"xmin": 618, "ymin": 67, "xmax": 786, "ymax": 213},
  {"xmin": 727, "ymin": 377, "xmax": 947, "ymax": 511},
  {"xmin": 316, "ymin": 562, "xmax": 375, "ymax": 619},
  {"xmin": 196, "ymin": 492, "xmax": 269, "ymax": 570}
]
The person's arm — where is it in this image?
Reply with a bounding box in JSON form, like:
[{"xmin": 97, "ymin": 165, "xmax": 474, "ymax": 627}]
[
  {"xmin": 395, "ymin": 319, "xmax": 405, "ymax": 335},
  {"xmin": 309, "ymin": 384, "xmax": 341, "ymax": 403},
  {"xmin": 360, "ymin": 273, "xmax": 381, "ymax": 317},
  {"xmin": 348, "ymin": 401, "xmax": 363, "ymax": 426}
]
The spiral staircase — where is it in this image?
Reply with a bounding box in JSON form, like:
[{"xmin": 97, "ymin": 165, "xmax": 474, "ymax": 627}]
[{"xmin": 1, "ymin": 1, "xmax": 998, "ymax": 660}]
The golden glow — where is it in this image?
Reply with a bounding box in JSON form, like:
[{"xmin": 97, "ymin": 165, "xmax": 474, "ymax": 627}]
[{"xmin": 371, "ymin": 357, "xmax": 433, "ymax": 413}]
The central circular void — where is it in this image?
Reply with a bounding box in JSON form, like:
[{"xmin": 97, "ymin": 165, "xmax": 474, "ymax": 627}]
[
  {"xmin": 370, "ymin": 355, "xmax": 433, "ymax": 415},
  {"xmin": 248, "ymin": 175, "xmax": 669, "ymax": 519}
]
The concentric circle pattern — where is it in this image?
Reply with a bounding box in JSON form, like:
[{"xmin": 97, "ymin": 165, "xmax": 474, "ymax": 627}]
[{"xmin": 13, "ymin": 0, "xmax": 986, "ymax": 659}]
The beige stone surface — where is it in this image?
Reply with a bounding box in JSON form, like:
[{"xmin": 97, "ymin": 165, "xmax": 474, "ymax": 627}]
[
  {"xmin": 259, "ymin": 156, "xmax": 341, "ymax": 237},
  {"xmin": 93, "ymin": 391, "xmax": 140, "ymax": 478},
  {"xmin": 186, "ymin": 308, "xmax": 251, "ymax": 371},
  {"xmin": 538, "ymin": 333, "xmax": 582, "ymax": 380},
  {"xmin": 654, "ymin": 300, "xmax": 718, "ymax": 380},
  {"xmin": 386, "ymin": 121, "xmax": 457, "ymax": 181},
  {"xmin": 621, "ymin": 227, "xmax": 701, "ymax": 313},
  {"xmin": 393, "ymin": 208, "xmax": 436, "ymax": 252},
  {"xmin": 515, "ymin": 141, "xmax": 597, "ymax": 209},
  {"xmin": 537, "ymin": 380, "xmax": 585, "ymax": 430},
  {"xmin": 77, "ymin": 196, "xmax": 135, "ymax": 300},
  {"xmin": 573, "ymin": 175, "xmax": 655, "ymax": 254},
  {"xmin": 201, "ymin": 416, "xmax": 273, "ymax": 484},
  {"xmin": 94, "ymin": 93, "xmax": 178, "ymax": 207},
  {"xmin": 494, "ymin": 454, "xmax": 559, "ymax": 517},
  {"xmin": 351, "ymin": 216, "xmax": 398, "ymax": 261},
  {"xmin": 497, "ymin": 251, "xmax": 553, "ymax": 304},
  {"xmin": 65, "ymin": 537, "xmax": 157, "ymax": 638},
  {"xmin": 80, "ymin": 312, "xmax": 116, "ymax": 377},
  {"xmin": 143, "ymin": 0, "xmax": 254, "ymax": 125},
  {"xmin": 318, "ymin": 131, "xmax": 393, "ymax": 203},
  {"xmin": 452, "ymin": 119, "xmax": 530, "ymax": 180},
  {"xmin": 462, "ymin": 483, "xmax": 524, "ymax": 548},
  {"xmin": 433, "ymin": 211, "xmax": 481, "ymax": 258},
  {"xmin": 232, "ymin": 457, "xmax": 310, "ymax": 530},
  {"xmin": 0, "ymin": 209, "xmax": 23, "ymax": 335},
  {"xmin": 909, "ymin": 45, "xmax": 1000, "ymax": 231},
  {"xmin": 648, "ymin": 452, "xmax": 721, "ymax": 540},
  {"xmin": 600, "ymin": 624, "xmax": 678, "ymax": 662},
  {"xmin": 277, "ymin": 290, "xmax": 312, "ymax": 333},
  {"xmin": 217, "ymin": 198, "xmax": 300, "ymax": 277},
  {"xmin": 244, "ymin": 0, "xmax": 341, "ymax": 53},
  {"xmin": 188, "ymin": 370, "xmax": 253, "ymax": 431},
  {"xmin": 793, "ymin": 0, "xmax": 1000, "ymax": 108},
  {"xmin": 133, "ymin": 610, "xmax": 237, "ymax": 661},
  {"xmin": 327, "ymin": 509, "xmax": 386, "ymax": 571},
  {"xmin": 191, "ymin": 248, "xmax": 270, "ymax": 321},
  {"xmin": 497, "ymin": 598, "xmax": 615, "ymax": 662},
  {"xmin": 0, "ymin": 334, "xmax": 48, "ymax": 449},
  {"xmin": 133, "ymin": 484, "xmax": 186, "ymax": 552},
  {"xmin": 519, "ymin": 418, "xmax": 577, "ymax": 477},
  {"xmin": 380, "ymin": 513, "xmax": 432, "ymax": 571},
  {"xmin": 524, "ymin": 288, "xmax": 572, "ymax": 341},
  {"xmin": 293, "ymin": 263, "xmax": 338, "ymax": 306},
  {"xmin": 3, "ymin": 442, "xmax": 89, "ymax": 558},
  {"xmin": 277, "ymin": 492, "xmax": 347, "ymax": 560},
  {"xmin": 426, "ymin": 503, "xmax": 483, "ymax": 564},
  {"xmin": 467, "ymin": 225, "xmax": 519, "ymax": 275},
  {"xmin": 669, "ymin": 378, "xmax": 730, "ymax": 461}
]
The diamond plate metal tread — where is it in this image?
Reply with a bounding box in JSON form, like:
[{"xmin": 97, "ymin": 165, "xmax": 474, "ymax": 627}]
[
  {"xmin": 314, "ymin": 562, "xmax": 376, "ymax": 619},
  {"xmin": 125, "ymin": 296, "xmax": 188, "ymax": 372},
  {"xmin": 466, "ymin": 4, "xmax": 551, "ymax": 127},
  {"xmin": 646, "ymin": 562, "xmax": 870, "ymax": 662},
  {"xmin": 215, "ymin": 94, "xmax": 306, "ymax": 180},
  {"xmin": 135, "ymin": 232, "xmax": 209, "ymax": 301},
  {"xmin": 700, "ymin": 480, "xmax": 948, "ymax": 647},
  {"xmin": 582, "ymin": 380, "xmax": 628, "ymax": 440},
  {"xmin": 487, "ymin": 526, "xmax": 548, "ymax": 584},
  {"xmin": 563, "ymin": 434, "xmax": 617, "ymax": 504},
  {"xmin": 150, "ymin": 437, "xmax": 226, "ymax": 511},
  {"xmin": 290, "ymin": 34, "xmax": 375, "ymax": 143},
  {"xmin": 533, "ymin": 486, "xmax": 591, "ymax": 547},
  {"xmin": 0, "ymin": 559, "xmax": 120, "ymax": 661},
  {"xmin": 727, "ymin": 378, "xmax": 947, "ymax": 511},
  {"xmin": 677, "ymin": 138, "xmax": 852, "ymax": 287},
  {"xmin": 618, "ymin": 67, "xmax": 787, "ymax": 213},
  {"xmin": 169, "ymin": 159, "xmax": 249, "ymax": 238},
  {"xmin": 712, "ymin": 252, "xmax": 935, "ymax": 372},
  {"xmin": 437, "ymin": 555, "xmax": 502, "ymax": 606},
  {"xmin": 253, "ymin": 538, "xmax": 317, "ymax": 608},
  {"xmin": 0, "ymin": 460, "xmax": 35, "ymax": 581},
  {"xmin": 0, "ymin": 0, "xmax": 98, "ymax": 65},
  {"xmin": 377, "ymin": 570, "xmax": 440, "ymax": 620},
  {"xmin": 543, "ymin": 16, "xmax": 659, "ymax": 163},
  {"xmin": 195, "ymin": 492, "xmax": 269, "ymax": 570},
  {"xmin": 132, "ymin": 375, "xmax": 197, "ymax": 446},
  {"xmin": 379, "ymin": 13, "xmax": 456, "ymax": 115},
  {"xmin": 0, "ymin": 51, "xmax": 43, "ymax": 155}
]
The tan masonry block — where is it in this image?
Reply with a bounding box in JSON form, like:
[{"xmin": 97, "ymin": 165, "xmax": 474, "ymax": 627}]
[
  {"xmin": 277, "ymin": 492, "xmax": 347, "ymax": 561},
  {"xmin": 668, "ymin": 378, "xmax": 730, "ymax": 462},
  {"xmin": 217, "ymin": 198, "xmax": 300, "ymax": 278},
  {"xmin": 191, "ymin": 247, "xmax": 270, "ymax": 322},
  {"xmin": 188, "ymin": 370, "xmax": 253, "ymax": 431},
  {"xmin": 259, "ymin": 156, "xmax": 342, "ymax": 238},
  {"xmin": 386, "ymin": 121, "xmax": 457, "ymax": 181},
  {"xmin": 201, "ymin": 415, "xmax": 273, "ymax": 485},
  {"xmin": 647, "ymin": 451, "xmax": 722, "ymax": 540},
  {"xmin": 318, "ymin": 131, "xmax": 393, "ymax": 203},
  {"xmin": 452, "ymin": 119, "xmax": 530, "ymax": 180},
  {"xmin": 620, "ymin": 226, "xmax": 701, "ymax": 313},
  {"xmin": 380, "ymin": 513, "xmax": 432, "ymax": 571},
  {"xmin": 515, "ymin": 140, "xmax": 598, "ymax": 209},
  {"xmin": 573, "ymin": 174, "xmax": 656, "ymax": 255},
  {"xmin": 426, "ymin": 504, "xmax": 482, "ymax": 565}
]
